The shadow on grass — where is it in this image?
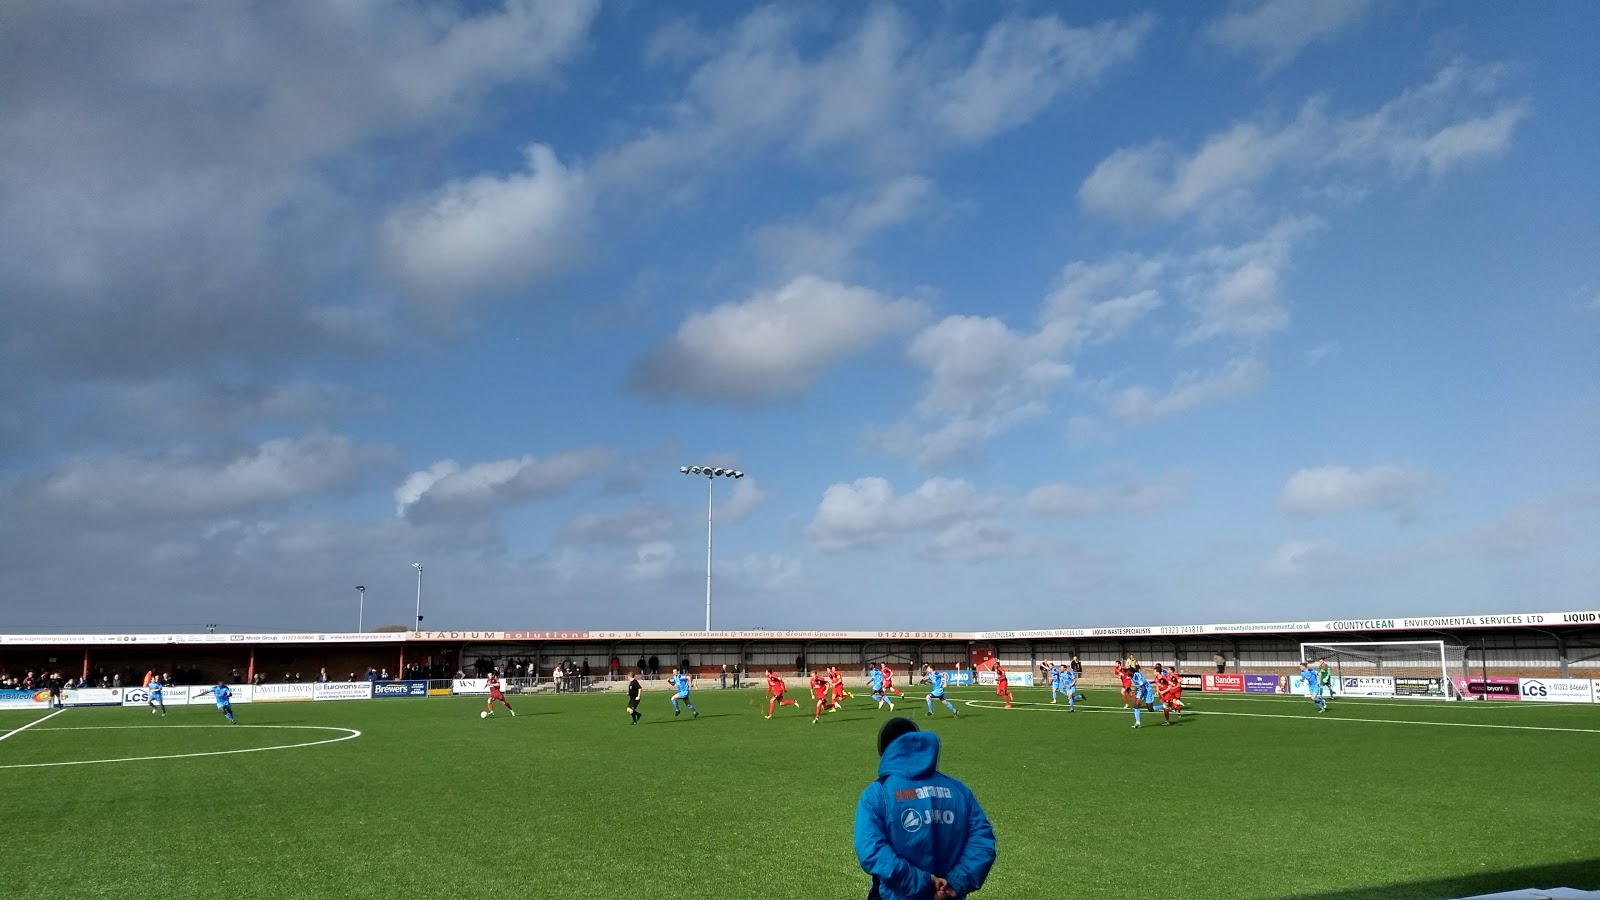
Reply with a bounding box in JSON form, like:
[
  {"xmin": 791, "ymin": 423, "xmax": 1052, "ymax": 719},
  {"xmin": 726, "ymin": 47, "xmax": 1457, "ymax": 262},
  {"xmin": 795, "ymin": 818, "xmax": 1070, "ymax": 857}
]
[{"xmin": 1285, "ymin": 859, "xmax": 1600, "ymax": 900}]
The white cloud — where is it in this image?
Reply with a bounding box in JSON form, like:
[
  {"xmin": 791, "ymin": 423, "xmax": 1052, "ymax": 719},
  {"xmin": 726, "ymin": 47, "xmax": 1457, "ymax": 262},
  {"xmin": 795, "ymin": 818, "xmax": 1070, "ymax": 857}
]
[
  {"xmin": 395, "ymin": 447, "xmax": 614, "ymax": 520},
  {"xmin": 1305, "ymin": 341, "xmax": 1342, "ymax": 366},
  {"xmin": 716, "ymin": 478, "xmax": 767, "ymax": 524},
  {"xmin": 875, "ymin": 255, "xmax": 1166, "ymax": 466},
  {"xmin": 923, "ymin": 519, "xmax": 1036, "ymax": 563},
  {"xmin": 560, "ymin": 501, "xmax": 681, "ymax": 544},
  {"xmin": 40, "ymin": 434, "xmax": 389, "ymax": 519},
  {"xmin": 1079, "ymin": 61, "xmax": 1526, "ymax": 224},
  {"xmin": 1264, "ymin": 537, "xmax": 1349, "ymax": 579},
  {"xmin": 382, "ymin": 144, "xmax": 589, "ymax": 306},
  {"xmin": 1177, "ymin": 218, "xmax": 1317, "ymax": 344},
  {"xmin": 735, "ymin": 552, "xmax": 803, "ymax": 590},
  {"xmin": 1027, "ymin": 472, "xmax": 1188, "ymax": 516},
  {"xmin": 1279, "ymin": 464, "xmax": 1433, "ymax": 518},
  {"xmin": 596, "ymin": 7, "xmax": 1152, "ymax": 183},
  {"xmin": 808, "ymin": 476, "xmax": 999, "ymax": 552},
  {"xmin": 751, "ymin": 176, "xmax": 934, "ymax": 277},
  {"xmin": 630, "ymin": 276, "xmax": 924, "ymax": 405},
  {"xmin": 1205, "ymin": 0, "xmax": 1373, "ymax": 71},
  {"xmin": 1109, "ymin": 357, "xmax": 1268, "ymax": 424},
  {"xmin": 1, "ymin": 1, "xmax": 600, "ymax": 379},
  {"xmin": 626, "ymin": 541, "xmax": 676, "ymax": 581},
  {"xmin": 934, "ymin": 14, "xmax": 1155, "ymax": 142}
]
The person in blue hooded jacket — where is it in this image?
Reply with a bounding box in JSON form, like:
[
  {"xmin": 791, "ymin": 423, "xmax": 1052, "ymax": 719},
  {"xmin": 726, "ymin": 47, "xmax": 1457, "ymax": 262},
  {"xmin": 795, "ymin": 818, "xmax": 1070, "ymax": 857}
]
[{"xmin": 855, "ymin": 717, "xmax": 995, "ymax": 900}]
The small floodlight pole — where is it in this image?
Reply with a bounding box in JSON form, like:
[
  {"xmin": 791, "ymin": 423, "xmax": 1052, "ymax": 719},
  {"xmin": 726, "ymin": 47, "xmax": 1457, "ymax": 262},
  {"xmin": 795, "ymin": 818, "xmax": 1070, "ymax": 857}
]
[
  {"xmin": 679, "ymin": 465, "xmax": 746, "ymax": 631},
  {"xmin": 412, "ymin": 563, "xmax": 424, "ymax": 633},
  {"xmin": 356, "ymin": 585, "xmax": 366, "ymax": 633}
]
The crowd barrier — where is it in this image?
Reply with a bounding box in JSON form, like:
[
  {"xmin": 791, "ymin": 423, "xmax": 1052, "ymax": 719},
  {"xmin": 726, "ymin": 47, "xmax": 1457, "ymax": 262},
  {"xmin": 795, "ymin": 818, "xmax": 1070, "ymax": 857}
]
[{"xmin": 5, "ymin": 675, "xmax": 1597, "ymax": 711}]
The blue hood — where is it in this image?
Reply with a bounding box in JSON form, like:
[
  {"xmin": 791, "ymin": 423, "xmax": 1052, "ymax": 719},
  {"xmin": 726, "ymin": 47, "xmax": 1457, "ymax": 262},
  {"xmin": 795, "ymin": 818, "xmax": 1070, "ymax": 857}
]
[{"xmin": 878, "ymin": 730, "xmax": 940, "ymax": 780}]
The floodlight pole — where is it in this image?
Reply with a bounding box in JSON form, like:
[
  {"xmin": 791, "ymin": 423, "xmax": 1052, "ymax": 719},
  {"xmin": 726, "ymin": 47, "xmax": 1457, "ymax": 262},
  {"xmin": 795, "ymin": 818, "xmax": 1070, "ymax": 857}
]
[
  {"xmin": 356, "ymin": 585, "xmax": 365, "ymax": 633},
  {"xmin": 680, "ymin": 465, "xmax": 745, "ymax": 631},
  {"xmin": 412, "ymin": 563, "xmax": 423, "ymax": 633},
  {"xmin": 704, "ymin": 475, "xmax": 715, "ymax": 632}
]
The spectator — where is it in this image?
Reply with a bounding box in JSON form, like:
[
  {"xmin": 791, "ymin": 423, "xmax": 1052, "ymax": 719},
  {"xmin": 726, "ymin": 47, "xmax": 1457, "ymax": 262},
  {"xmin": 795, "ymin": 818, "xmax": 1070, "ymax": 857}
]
[
  {"xmin": 1214, "ymin": 651, "xmax": 1227, "ymax": 674},
  {"xmin": 855, "ymin": 718, "xmax": 995, "ymax": 899},
  {"xmin": 720, "ymin": 664, "xmax": 728, "ymax": 689},
  {"xmin": 610, "ymin": 656, "xmax": 620, "ymax": 681},
  {"xmin": 317, "ymin": 668, "xmax": 328, "ymax": 683},
  {"xmin": 1070, "ymin": 655, "xmax": 1082, "ymax": 678},
  {"xmin": 648, "ymin": 655, "xmax": 659, "ymax": 679},
  {"xmin": 636, "ymin": 657, "xmax": 647, "ymax": 680},
  {"xmin": 680, "ymin": 657, "xmax": 690, "ymax": 677},
  {"xmin": 733, "ymin": 662, "xmax": 742, "ymax": 688}
]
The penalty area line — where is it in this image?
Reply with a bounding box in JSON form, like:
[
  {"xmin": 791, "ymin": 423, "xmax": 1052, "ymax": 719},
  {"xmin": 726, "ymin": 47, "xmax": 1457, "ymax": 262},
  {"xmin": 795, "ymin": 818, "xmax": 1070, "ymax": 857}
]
[
  {"xmin": 961, "ymin": 699, "xmax": 1600, "ymax": 734},
  {"xmin": 0, "ymin": 708, "xmax": 66, "ymax": 742}
]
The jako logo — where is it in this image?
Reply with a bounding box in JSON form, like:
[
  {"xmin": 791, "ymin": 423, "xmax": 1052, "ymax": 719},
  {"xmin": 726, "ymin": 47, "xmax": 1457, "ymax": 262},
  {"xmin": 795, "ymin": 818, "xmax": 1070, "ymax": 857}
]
[{"xmin": 901, "ymin": 809, "xmax": 922, "ymax": 833}]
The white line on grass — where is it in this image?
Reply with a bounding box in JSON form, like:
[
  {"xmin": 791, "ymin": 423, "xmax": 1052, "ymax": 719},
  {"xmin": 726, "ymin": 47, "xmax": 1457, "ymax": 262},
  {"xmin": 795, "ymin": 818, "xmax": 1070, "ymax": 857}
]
[
  {"xmin": 1165, "ymin": 693, "xmax": 1574, "ymax": 711},
  {"xmin": 960, "ymin": 699, "xmax": 1600, "ymax": 734},
  {"xmin": 0, "ymin": 724, "xmax": 361, "ymax": 770},
  {"xmin": 0, "ymin": 708, "xmax": 65, "ymax": 742}
]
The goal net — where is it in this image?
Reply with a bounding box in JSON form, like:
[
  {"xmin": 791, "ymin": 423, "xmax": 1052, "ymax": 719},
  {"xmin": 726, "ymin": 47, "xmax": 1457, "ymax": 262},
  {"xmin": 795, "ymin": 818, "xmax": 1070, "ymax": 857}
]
[{"xmin": 1298, "ymin": 640, "xmax": 1470, "ymax": 700}]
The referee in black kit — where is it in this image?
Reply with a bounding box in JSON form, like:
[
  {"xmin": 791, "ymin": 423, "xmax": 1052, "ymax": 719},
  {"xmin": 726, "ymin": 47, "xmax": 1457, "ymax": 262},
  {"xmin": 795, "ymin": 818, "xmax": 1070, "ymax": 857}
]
[{"xmin": 626, "ymin": 671, "xmax": 643, "ymax": 724}]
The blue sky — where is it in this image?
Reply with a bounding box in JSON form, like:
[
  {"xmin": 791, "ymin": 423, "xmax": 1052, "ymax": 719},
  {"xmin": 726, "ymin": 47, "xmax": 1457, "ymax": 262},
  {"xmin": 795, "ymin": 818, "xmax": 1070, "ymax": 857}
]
[{"xmin": 1, "ymin": 1, "xmax": 1596, "ymax": 633}]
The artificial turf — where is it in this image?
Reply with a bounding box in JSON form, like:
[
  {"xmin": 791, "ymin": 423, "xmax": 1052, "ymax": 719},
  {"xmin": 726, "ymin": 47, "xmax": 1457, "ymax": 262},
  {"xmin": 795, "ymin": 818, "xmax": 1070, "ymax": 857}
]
[{"xmin": 1, "ymin": 686, "xmax": 1597, "ymax": 900}]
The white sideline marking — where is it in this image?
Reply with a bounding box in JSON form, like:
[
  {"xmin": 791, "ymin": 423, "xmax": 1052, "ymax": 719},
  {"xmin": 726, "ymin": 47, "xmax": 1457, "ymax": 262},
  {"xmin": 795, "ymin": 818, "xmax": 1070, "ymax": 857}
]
[
  {"xmin": 960, "ymin": 699, "xmax": 1600, "ymax": 734},
  {"xmin": 0, "ymin": 708, "xmax": 65, "ymax": 742},
  {"xmin": 0, "ymin": 724, "xmax": 361, "ymax": 769}
]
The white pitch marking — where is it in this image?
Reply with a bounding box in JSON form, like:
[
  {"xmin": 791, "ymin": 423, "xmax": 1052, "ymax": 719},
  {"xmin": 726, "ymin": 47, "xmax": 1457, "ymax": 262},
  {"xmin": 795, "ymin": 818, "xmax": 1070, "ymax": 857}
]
[
  {"xmin": 0, "ymin": 724, "xmax": 361, "ymax": 769},
  {"xmin": 960, "ymin": 699, "xmax": 1600, "ymax": 734},
  {"xmin": 0, "ymin": 708, "xmax": 65, "ymax": 742}
]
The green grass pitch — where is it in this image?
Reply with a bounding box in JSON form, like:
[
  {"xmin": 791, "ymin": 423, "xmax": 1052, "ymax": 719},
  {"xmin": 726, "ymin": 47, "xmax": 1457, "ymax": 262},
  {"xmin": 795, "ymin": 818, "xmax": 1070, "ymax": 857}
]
[{"xmin": 2, "ymin": 687, "xmax": 1598, "ymax": 900}]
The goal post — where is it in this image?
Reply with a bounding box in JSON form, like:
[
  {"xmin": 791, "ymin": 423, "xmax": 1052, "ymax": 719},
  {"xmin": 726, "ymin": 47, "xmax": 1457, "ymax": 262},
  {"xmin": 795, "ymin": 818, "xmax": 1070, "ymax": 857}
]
[{"xmin": 1297, "ymin": 640, "xmax": 1469, "ymax": 700}]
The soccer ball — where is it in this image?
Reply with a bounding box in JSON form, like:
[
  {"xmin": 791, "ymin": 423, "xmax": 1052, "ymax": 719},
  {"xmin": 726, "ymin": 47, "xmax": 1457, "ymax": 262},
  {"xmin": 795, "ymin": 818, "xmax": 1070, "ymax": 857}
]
[{"xmin": 479, "ymin": 711, "xmax": 488, "ymax": 719}]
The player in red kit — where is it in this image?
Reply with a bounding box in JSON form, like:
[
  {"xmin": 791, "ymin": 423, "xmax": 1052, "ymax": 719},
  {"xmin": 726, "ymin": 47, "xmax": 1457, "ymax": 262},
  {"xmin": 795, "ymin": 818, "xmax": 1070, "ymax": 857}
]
[
  {"xmin": 829, "ymin": 666, "xmax": 852, "ymax": 710},
  {"xmin": 485, "ymin": 672, "xmax": 515, "ymax": 717},
  {"xmin": 765, "ymin": 670, "xmax": 800, "ymax": 718},
  {"xmin": 880, "ymin": 663, "xmax": 905, "ymax": 697},
  {"xmin": 994, "ymin": 664, "xmax": 1015, "ymax": 708},
  {"xmin": 1116, "ymin": 661, "xmax": 1133, "ymax": 708},
  {"xmin": 1156, "ymin": 665, "xmax": 1184, "ymax": 721},
  {"xmin": 810, "ymin": 671, "xmax": 832, "ymax": 723}
]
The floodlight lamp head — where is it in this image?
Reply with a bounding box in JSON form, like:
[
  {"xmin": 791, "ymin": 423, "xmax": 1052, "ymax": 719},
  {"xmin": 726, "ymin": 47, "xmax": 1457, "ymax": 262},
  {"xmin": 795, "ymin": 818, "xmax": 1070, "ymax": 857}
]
[
  {"xmin": 412, "ymin": 562, "xmax": 422, "ymax": 570},
  {"xmin": 713, "ymin": 467, "xmax": 726, "ymax": 476},
  {"xmin": 733, "ymin": 470, "xmax": 744, "ymax": 478},
  {"xmin": 690, "ymin": 465, "xmax": 703, "ymax": 474},
  {"xmin": 679, "ymin": 466, "xmax": 689, "ymax": 473}
]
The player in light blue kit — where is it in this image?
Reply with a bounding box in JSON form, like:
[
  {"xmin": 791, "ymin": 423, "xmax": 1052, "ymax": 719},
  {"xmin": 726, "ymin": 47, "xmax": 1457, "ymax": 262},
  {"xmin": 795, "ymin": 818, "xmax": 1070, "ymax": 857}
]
[
  {"xmin": 869, "ymin": 665, "xmax": 893, "ymax": 711},
  {"xmin": 148, "ymin": 675, "xmax": 166, "ymax": 716},
  {"xmin": 922, "ymin": 665, "xmax": 959, "ymax": 718},
  {"xmin": 1057, "ymin": 666, "xmax": 1078, "ymax": 712},
  {"xmin": 201, "ymin": 681, "xmax": 238, "ymax": 724},
  {"xmin": 1298, "ymin": 662, "xmax": 1327, "ymax": 712},
  {"xmin": 669, "ymin": 668, "xmax": 698, "ymax": 718},
  {"xmin": 1129, "ymin": 666, "xmax": 1162, "ymax": 728}
]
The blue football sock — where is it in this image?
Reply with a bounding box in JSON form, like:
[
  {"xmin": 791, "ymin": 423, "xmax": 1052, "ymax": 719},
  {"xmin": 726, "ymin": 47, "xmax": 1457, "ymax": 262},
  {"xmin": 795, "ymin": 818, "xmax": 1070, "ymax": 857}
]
[
  {"xmin": 926, "ymin": 697, "xmax": 935, "ymax": 714},
  {"xmin": 944, "ymin": 700, "xmax": 958, "ymax": 714},
  {"xmin": 687, "ymin": 702, "xmax": 697, "ymax": 714},
  {"xmin": 1133, "ymin": 707, "xmax": 1141, "ymax": 724}
]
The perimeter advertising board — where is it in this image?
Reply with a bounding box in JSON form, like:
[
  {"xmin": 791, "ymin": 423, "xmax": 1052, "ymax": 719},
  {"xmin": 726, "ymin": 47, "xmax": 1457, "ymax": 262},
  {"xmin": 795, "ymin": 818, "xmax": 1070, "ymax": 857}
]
[
  {"xmin": 452, "ymin": 678, "xmax": 489, "ymax": 695},
  {"xmin": 976, "ymin": 671, "xmax": 1034, "ymax": 687},
  {"xmin": 1518, "ymin": 678, "xmax": 1595, "ymax": 703},
  {"xmin": 63, "ymin": 688, "xmax": 123, "ymax": 707},
  {"xmin": 936, "ymin": 670, "xmax": 974, "ymax": 687},
  {"xmin": 1243, "ymin": 674, "xmax": 1289, "ymax": 694},
  {"xmin": 372, "ymin": 680, "xmax": 428, "ymax": 699},
  {"xmin": 1452, "ymin": 677, "xmax": 1520, "ymax": 701},
  {"xmin": 184, "ymin": 685, "xmax": 254, "ymax": 705},
  {"xmin": 1203, "ymin": 673, "xmax": 1244, "ymax": 693},
  {"xmin": 0, "ymin": 688, "xmax": 50, "ymax": 710},
  {"xmin": 253, "ymin": 683, "xmax": 315, "ymax": 702},
  {"xmin": 121, "ymin": 685, "xmax": 192, "ymax": 706},
  {"xmin": 1393, "ymin": 676, "xmax": 1447, "ymax": 698},
  {"xmin": 1338, "ymin": 676, "xmax": 1395, "ymax": 697},
  {"xmin": 1179, "ymin": 673, "xmax": 1204, "ymax": 691},
  {"xmin": 313, "ymin": 681, "xmax": 373, "ymax": 701}
]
